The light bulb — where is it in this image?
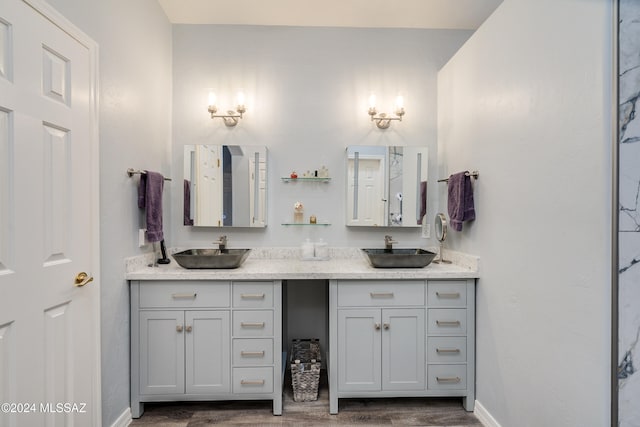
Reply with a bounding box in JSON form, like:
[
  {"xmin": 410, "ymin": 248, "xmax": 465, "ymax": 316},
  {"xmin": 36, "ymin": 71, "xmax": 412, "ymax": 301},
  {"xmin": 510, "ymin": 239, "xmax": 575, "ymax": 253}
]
[
  {"xmin": 369, "ymin": 94, "xmax": 377, "ymax": 109},
  {"xmin": 208, "ymin": 91, "xmax": 217, "ymax": 107},
  {"xmin": 237, "ymin": 91, "xmax": 245, "ymax": 106},
  {"xmin": 395, "ymin": 95, "xmax": 404, "ymax": 109}
]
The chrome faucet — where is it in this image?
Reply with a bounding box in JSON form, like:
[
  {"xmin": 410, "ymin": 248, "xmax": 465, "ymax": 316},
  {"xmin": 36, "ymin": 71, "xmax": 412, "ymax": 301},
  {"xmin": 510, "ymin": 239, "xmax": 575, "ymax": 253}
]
[
  {"xmin": 384, "ymin": 235, "xmax": 397, "ymax": 252},
  {"xmin": 214, "ymin": 235, "xmax": 228, "ymax": 251}
]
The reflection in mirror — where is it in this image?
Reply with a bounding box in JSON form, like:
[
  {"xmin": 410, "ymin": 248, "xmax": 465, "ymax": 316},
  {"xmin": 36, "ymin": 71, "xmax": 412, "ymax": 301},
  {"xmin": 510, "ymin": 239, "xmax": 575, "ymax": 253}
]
[
  {"xmin": 184, "ymin": 145, "xmax": 267, "ymax": 227},
  {"xmin": 346, "ymin": 145, "xmax": 428, "ymax": 227}
]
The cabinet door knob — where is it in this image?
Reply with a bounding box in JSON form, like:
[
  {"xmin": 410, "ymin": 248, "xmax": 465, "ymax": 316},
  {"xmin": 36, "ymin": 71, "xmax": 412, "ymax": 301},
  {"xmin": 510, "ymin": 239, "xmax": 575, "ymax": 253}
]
[
  {"xmin": 383, "ymin": 323, "xmax": 390, "ymax": 330},
  {"xmin": 185, "ymin": 325, "xmax": 192, "ymax": 333},
  {"xmin": 374, "ymin": 323, "xmax": 381, "ymax": 330},
  {"xmin": 176, "ymin": 325, "xmax": 183, "ymax": 333}
]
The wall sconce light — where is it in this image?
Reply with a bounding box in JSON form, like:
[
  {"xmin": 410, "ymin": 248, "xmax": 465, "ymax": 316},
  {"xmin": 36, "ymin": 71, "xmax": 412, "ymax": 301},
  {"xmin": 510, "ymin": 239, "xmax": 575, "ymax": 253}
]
[
  {"xmin": 207, "ymin": 91, "xmax": 246, "ymax": 126},
  {"xmin": 367, "ymin": 94, "xmax": 405, "ymax": 129}
]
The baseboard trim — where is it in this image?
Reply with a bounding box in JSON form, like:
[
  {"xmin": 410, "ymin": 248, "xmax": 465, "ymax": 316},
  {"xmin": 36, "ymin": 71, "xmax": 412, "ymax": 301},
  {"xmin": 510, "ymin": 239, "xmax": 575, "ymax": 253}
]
[
  {"xmin": 474, "ymin": 400, "xmax": 502, "ymax": 427},
  {"xmin": 110, "ymin": 407, "xmax": 132, "ymax": 427}
]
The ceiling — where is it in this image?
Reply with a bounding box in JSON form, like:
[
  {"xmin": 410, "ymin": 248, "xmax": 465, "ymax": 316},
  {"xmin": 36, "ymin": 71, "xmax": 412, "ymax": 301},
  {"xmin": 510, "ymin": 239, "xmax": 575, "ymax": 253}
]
[{"xmin": 157, "ymin": 0, "xmax": 503, "ymax": 30}]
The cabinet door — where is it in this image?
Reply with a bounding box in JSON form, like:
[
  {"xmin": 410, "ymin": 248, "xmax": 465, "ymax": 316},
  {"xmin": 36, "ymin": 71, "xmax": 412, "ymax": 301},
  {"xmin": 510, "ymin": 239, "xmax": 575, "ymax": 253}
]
[
  {"xmin": 382, "ymin": 308, "xmax": 425, "ymax": 391},
  {"xmin": 185, "ymin": 311, "xmax": 230, "ymax": 394},
  {"xmin": 338, "ymin": 309, "xmax": 381, "ymax": 392},
  {"xmin": 139, "ymin": 311, "xmax": 185, "ymax": 395}
]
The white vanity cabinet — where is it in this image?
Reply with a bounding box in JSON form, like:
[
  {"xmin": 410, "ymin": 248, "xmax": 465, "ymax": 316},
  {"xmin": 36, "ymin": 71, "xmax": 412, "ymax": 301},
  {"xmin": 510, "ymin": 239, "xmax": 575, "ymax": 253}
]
[
  {"xmin": 329, "ymin": 279, "xmax": 475, "ymax": 414},
  {"xmin": 130, "ymin": 280, "xmax": 282, "ymax": 418}
]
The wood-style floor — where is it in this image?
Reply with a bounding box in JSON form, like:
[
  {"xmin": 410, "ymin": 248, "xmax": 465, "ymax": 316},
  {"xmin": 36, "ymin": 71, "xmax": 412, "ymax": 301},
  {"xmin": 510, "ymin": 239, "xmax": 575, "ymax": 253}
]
[{"xmin": 130, "ymin": 373, "xmax": 481, "ymax": 426}]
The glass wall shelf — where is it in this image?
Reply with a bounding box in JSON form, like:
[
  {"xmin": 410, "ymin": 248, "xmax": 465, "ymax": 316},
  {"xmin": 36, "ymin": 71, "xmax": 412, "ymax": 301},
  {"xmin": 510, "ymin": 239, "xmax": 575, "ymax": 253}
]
[{"xmin": 281, "ymin": 177, "xmax": 331, "ymax": 183}]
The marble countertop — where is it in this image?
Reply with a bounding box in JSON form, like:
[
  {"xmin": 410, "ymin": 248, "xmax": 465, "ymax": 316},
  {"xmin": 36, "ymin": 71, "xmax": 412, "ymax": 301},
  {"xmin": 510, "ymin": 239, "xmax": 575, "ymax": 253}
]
[{"xmin": 125, "ymin": 247, "xmax": 479, "ymax": 281}]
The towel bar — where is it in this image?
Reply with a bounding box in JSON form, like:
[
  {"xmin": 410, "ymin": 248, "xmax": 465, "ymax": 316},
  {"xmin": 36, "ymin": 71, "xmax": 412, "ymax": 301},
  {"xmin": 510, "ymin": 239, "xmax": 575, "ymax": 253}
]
[
  {"xmin": 127, "ymin": 168, "xmax": 172, "ymax": 181},
  {"xmin": 438, "ymin": 170, "xmax": 479, "ymax": 183}
]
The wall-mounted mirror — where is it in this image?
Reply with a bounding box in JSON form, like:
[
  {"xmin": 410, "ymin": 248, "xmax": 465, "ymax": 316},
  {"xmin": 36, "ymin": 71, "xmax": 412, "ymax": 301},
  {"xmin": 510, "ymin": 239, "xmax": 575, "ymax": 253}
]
[
  {"xmin": 184, "ymin": 145, "xmax": 267, "ymax": 227},
  {"xmin": 346, "ymin": 145, "xmax": 428, "ymax": 227}
]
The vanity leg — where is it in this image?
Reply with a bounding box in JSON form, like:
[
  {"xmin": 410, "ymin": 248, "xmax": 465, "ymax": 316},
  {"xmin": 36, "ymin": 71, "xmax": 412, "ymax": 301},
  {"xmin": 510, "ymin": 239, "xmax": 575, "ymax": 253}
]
[
  {"xmin": 273, "ymin": 396, "xmax": 282, "ymax": 416},
  {"xmin": 131, "ymin": 401, "xmax": 144, "ymax": 419},
  {"xmin": 330, "ymin": 393, "xmax": 339, "ymax": 415},
  {"xmin": 463, "ymin": 396, "xmax": 475, "ymax": 412},
  {"xmin": 329, "ymin": 280, "xmax": 339, "ymax": 415}
]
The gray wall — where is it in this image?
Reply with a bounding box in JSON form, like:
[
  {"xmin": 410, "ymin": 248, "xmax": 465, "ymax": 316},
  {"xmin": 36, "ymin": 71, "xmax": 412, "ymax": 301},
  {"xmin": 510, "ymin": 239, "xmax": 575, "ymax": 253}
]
[
  {"xmin": 438, "ymin": 0, "xmax": 612, "ymax": 425},
  {"xmin": 42, "ymin": 0, "xmax": 172, "ymax": 425},
  {"xmin": 170, "ymin": 25, "xmax": 472, "ymax": 249}
]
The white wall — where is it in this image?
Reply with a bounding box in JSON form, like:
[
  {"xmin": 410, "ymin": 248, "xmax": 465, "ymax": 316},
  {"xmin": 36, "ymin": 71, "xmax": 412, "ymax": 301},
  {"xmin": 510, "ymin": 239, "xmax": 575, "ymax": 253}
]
[
  {"xmin": 40, "ymin": 0, "xmax": 172, "ymax": 425},
  {"xmin": 437, "ymin": 1, "xmax": 612, "ymax": 425},
  {"xmin": 170, "ymin": 25, "xmax": 472, "ymax": 249}
]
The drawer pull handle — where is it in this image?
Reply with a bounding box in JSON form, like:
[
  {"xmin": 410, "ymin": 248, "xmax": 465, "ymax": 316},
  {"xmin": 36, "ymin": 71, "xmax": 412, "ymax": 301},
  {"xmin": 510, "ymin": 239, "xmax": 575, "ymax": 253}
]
[
  {"xmin": 241, "ymin": 293, "xmax": 265, "ymax": 299},
  {"xmin": 172, "ymin": 293, "xmax": 197, "ymax": 299},
  {"xmin": 241, "ymin": 379, "xmax": 265, "ymax": 385},
  {"xmin": 241, "ymin": 322, "xmax": 265, "ymax": 328},
  {"xmin": 176, "ymin": 325, "xmax": 183, "ymax": 333},
  {"xmin": 241, "ymin": 351, "xmax": 265, "ymax": 357},
  {"xmin": 370, "ymin": 292, "xmax": 394, "ymax": 298},
  {"xmin": 436, "ymin": 320, "xmax": 461, "ymax": 326},
  {"xmin": 436, "ymin": 348, "xmax": 461, "ymax": 354},
  {"xmin": 435, "ymin": 292, "xmax": 460, "ymax": 298},
  {"xmin": 436, "ymin": 376, "xmax": 461, "ymax": 383}
]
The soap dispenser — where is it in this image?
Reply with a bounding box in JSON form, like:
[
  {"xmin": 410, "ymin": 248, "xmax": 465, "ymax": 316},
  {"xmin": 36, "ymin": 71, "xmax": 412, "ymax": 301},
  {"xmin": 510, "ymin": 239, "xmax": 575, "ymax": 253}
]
[
  {"xmin": 315, "ymin": 238, "xmax": 329, "ymax": 260},
  {"xmin": 301, "ymin": 238, "xmax": 314, "ymax": 260}
]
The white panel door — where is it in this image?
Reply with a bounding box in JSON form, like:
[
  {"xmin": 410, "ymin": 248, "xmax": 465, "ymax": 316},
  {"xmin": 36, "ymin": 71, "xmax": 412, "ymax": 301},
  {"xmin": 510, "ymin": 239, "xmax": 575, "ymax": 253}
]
[
  {"xmin": 347, "ymin": 158, "xmax": 385, "ymax": 226},
  {"xmin": 0, "ymin": 1, "xmax": 100, "ymax": 426},
  {"xmin": 195, "ymin": 144, "xmax": 222, "ymax": 226}
]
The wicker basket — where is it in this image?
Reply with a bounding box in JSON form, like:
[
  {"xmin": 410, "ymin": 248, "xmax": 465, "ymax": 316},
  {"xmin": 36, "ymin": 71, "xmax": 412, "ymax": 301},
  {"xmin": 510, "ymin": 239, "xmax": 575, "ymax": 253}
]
[{"xmin": 290, "ymin": 338, "xmax": 321, "ymax": 402}]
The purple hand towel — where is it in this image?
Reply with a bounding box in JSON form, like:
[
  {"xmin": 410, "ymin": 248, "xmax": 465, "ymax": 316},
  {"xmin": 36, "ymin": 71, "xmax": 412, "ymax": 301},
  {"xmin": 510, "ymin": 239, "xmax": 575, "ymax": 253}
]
[
  {"xmin": 138, "ymin": 171, "xmax": 164, "ymax": 242},
  {"xmin": 447, "ymin": 171, "xmax": 475, "ymax": 231}
]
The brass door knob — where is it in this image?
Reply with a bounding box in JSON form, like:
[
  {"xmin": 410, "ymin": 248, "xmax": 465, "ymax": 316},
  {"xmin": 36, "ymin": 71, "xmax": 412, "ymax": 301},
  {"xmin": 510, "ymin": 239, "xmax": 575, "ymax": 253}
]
[{"xmin": 74, "ymin": 272, "xmax": 94, "ymax": 287}]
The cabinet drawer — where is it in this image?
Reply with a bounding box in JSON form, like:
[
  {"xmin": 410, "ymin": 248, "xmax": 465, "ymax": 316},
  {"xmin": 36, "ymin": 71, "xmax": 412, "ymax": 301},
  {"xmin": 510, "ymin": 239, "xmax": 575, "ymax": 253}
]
[
  {"xmin": 428, "ymin": 365, "xmax": 467, "ymax": 390},
  {"xmin": 338, "ymin": 281, "xmax": 425, "ymax": 307},
  {"xmin": 233, "ymin": 339, "xmax": 273, "ymax": 366},
  {"xmin": 427, "ymin": 309, "xmax": 467, "ymax": 335},
  {"xmin": 233, "ymin": 311, "xmax": 273, "ymax": 337},
  {"xmin": 233, "ymin": 367, "xmax": 273, "ymax": 394},
  {"xmin": 139, "ymin": 282, "xmax": 230, "ymax": 308},
  {"xmin": 427, "ymin": 281, "xmax": 467, "ymax": 307},
  {"xmin": 427, "ymin": 337, "xmax": 467, "ymax": 363},
  {"xmin": 233, "ymin": 282, "xmax": 274, "ymax": 308}
]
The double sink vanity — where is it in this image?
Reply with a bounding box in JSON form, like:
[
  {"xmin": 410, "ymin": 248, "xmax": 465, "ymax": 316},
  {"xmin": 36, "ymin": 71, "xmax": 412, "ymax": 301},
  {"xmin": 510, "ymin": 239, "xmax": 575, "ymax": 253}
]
[
  {"xmin": 128, "ymin": 143, "xmax": 478, "ymax": 418},
  {"xmin": 126, "ymin": 245, "xmax": 479, "ymax": 418}
]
